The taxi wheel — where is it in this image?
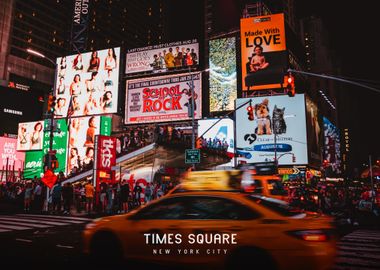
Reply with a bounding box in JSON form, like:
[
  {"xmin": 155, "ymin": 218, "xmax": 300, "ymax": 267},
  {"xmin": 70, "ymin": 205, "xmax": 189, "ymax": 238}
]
[
  {"xmin": 226, "ymin": 247, "xmax": 277, "ymax": 270},
  {"xmin": 89, "ymin": 231, "xmax": 123, "ymax": 265}
]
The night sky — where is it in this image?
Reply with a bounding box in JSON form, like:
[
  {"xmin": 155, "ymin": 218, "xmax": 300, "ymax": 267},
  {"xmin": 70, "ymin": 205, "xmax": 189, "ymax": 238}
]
[{"xmin": 296, "ymin": 1, "xmax": 380, "ymax": 170}]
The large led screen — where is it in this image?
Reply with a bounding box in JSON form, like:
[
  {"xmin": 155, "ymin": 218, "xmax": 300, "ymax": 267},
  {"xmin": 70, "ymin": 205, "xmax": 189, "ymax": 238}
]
[
  {"xmin": 240, "ymin": 13, "xmax": 287, "ymax": 91},
  {"xmin": 0, "ymin": 136, "xmax": 25, "ymax": 172},
  {"xmin": 198, "ymin": 118, "xmax": 234, "ymax": 156},
  {"xmin": 126, "ymin": 40, "xmax": 199, "ymax": 75},
  {"xmin": 235, "ymin": 94, "xmax": 308, "ymax": 165},
  {"xmin": 306, "ymin": 96, "xmax": 323, "ymax": 166},
  {"xmin": 323, "ymin": 117, "xmax": 342, "ymax": 174},
  {"xmin": 16, "ymin": 120, "xmax": 44, "ymax": 151},
  {"xmin": 67, "ymin": 115, "xmax": 101, "ymax": 174},
  {"xmin": 209, "ymin": 37, "xmax": 237, "ymax": 112},
  {"xmin": 125, "ymin": 73, "xmax": 202, "ymax": 124},
  {"xmin": 54, "ymin": 47, "xmax": 120, "ymax": 118}
]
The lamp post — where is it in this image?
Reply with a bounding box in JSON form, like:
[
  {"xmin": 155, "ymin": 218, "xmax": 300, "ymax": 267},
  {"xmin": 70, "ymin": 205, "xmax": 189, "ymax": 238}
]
[
  {"xmin": 26, "ymin": 48, "xmax": 57, "ymax": 212},
  {"xmin": 26, "ymin": 48, "xmax": 57, "ymax": 158}
]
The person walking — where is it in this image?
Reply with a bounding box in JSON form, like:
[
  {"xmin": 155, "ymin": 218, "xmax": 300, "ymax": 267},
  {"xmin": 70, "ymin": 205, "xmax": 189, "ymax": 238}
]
[
  {"xmin": 85, "ymin": 181, "xmax": 95, "ymax": 214},
  {"xmin": 51, "ymin": 181, "xmax": 63, "ymax": 214}
]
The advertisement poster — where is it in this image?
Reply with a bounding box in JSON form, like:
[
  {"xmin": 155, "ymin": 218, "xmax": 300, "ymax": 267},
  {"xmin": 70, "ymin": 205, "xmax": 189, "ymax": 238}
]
[
  {"xmin": 94, "ymin": 135, "xmax": 117, "ymax": 185},
  {"xmin": 125, "ymin": 72, "xmax": 202, "ymax": 124},
  {"xmin": 235, "ymin": 94, "xmax": 308, "ymax": 165},
  {"xmin": 306, "ymin": 96, "xmax": 323, "ymax": 166},
  {"xmin": 198, "ymin": 118, "xmax": 235, "ymax": 155},
  {"xmin": 54, "ymin": 47, "xmax": 120, "ymax": 118},
  {"xmin": 126, "ymin": 39, "xmax": 199, "ymax": 75},
  {"xmin": 42, "ymin": 119, "xmax": 69, "ymax": 174},
  {"xmin": 0, "ymin": 136, "xmax": 25, "ymax": 171},
  {"xmin": 209, "ymin": 37, "xmax": 237, "ymax": 112},
  {"xmin": 67, "ymin": 116, "xmax": 100, "ymax": 174},
  {"xmin": 323, "ymin": 117, "xmax": 342, "ymax": 174},
  {"xmin": 240, "ymin": 13, "xmax": 287, "ymax": 91},
  {"xmin": 16, "ymin": 121, "xmax": 44, "ymax": 151}
]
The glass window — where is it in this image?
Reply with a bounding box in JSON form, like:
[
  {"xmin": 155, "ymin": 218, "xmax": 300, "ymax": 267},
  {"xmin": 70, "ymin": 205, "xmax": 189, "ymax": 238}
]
[
  {"xmin": 132, "ymin": 198, "xmax": 186, "ymax": 220},
  {"xmin": 184, "ymin": 196, "xmax": 260, "ymax": 220}
]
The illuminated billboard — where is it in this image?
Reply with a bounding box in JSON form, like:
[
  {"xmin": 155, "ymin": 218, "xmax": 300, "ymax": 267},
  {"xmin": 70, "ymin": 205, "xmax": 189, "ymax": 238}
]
[
  {"xmin": 306, "ymin": 96, "xmax": 323, "ymax": 166},
  {"xmin": 198, "ymin": 118, "xmax": 234, "ymax": 156},
  {"xmin": 235, "ymin": 94, "xmax": 308, "ymax": 165},
  {"xmin": 17, "ymin": 120, "xmax": 44, "ymax": 151},
  {"xmin": 54, "ymin": 47, "xmax": 120, "ymax": 118},
  {"xmin": 209, "ymin": 37, "xmax": 237, "ymax": 112},
  {"xmin": 0, "ymin": 136, "xmax": 25, "ymax": 171},
  {"xmin": 240, "ymin": 13, "xmax": 287, "ymax": 91},
  {"xmin": 323, "ymin": 117, "xmax": 342, "ymax": 174},
  {"xmin": 125, "ymin": 72, "xmax": 202, "ymax": 124},
  {"xmin": 125, "ymin": 39, "xmax": 199, "ymax": 75}
]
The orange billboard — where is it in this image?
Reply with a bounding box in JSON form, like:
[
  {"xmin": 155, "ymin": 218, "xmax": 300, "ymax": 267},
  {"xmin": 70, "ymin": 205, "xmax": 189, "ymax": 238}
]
[{"xmin": 240, "ymin": 13, "xmax": 287, "ymax": 91}]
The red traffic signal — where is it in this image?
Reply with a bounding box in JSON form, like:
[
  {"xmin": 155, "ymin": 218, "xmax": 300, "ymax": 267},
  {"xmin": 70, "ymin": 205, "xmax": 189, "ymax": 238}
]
[
  {"xmin": 284, "ymin": 74, "xmax": 295, "ymax": 97},
  {"xmin": 247, "ymin": 105, "xmax": 254, "ymax": 121}
]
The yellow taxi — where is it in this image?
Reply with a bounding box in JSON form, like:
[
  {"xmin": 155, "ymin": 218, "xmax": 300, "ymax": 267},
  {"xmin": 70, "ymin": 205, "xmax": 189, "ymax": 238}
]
[{"xmin": 82, "ymin": 170, "xmax": 337, "ymax": 270}]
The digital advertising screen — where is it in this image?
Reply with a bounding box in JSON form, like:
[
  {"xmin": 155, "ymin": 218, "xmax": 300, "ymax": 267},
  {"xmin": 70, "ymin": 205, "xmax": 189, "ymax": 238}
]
[
  {"xmin": 323, "ymin": 117, "xmax": 342, "ymax": 174},
  {"xmin": 125, "ymin": 72, "xmax": 202, "ymax": 124},
  {"xmin": 54, "ymin": 47, "xmax": 120, "ymax": 118},
  {"xmin": 209, "ymin": 37, "xmax": 237, "ymax": 112},
  {"xmin": 306, "ymin": 96, "xmax": 323, "ymax": 166},
  {"xmin": 240, "ymin": 13, "xmax": 287, "ymax": 91},
  {"xmin": 126, "ymin": 39, "xmax": 199, "ymax": 75},
  {"xmin": 198, "ymin": 118, "xmax": 235, "ymax": 155},
  {"xmin": 0, "ymin": 136, "xmax": 25, "ymax": 172},
  {"xmin": 235, "ymin": 94, "xmax": 308, "ymax": 165},
  {"xmin": 67, "ymin": 115, "xmax": 101, "ymax": 174},
  {"xmin": 16, "ymin": 120, "xmax": 44, "ymax": 151}
]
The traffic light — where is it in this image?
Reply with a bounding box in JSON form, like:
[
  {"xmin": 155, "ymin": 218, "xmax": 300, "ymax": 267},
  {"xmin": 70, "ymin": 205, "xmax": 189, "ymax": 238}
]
[
  {"xmin": 47, "ymin": 95, "xmax": 56, "ymax": 112},
  {"xmin": 323, "ymin": 159, "xmax": 329, "ymax": 168},
  {"xmin": 284, "ymin": 74, "xmax": 295, "ymax": 97},
  {"xmin": 247, "ymin": 105, "xmax": 254, "ymax": 121},
  {"xmin": 292, "ymin": 155, "xmax": 296, "ymax": 163}
]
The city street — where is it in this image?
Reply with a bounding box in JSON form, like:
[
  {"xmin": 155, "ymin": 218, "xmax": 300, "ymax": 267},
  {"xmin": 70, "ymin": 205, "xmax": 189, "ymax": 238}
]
[{"xmin": 0, "ymin": 213, "xmax": 380, "ymax": 269}]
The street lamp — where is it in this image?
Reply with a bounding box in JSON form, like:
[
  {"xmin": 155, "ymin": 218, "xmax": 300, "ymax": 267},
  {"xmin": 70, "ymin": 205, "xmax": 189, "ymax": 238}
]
[{"xmin": 26, "ymin": 48, "xmax": 57, "ymax": 154}]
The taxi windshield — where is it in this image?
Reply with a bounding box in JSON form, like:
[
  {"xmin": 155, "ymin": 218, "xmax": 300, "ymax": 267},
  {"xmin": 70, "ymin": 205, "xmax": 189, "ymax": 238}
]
[{"xmin": 247, "ymin": 195, "xmax": 304, "ymax": 217}]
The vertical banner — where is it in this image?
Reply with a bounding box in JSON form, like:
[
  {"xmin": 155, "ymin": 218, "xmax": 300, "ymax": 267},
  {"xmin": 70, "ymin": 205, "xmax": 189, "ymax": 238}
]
[
  {"xmin": 209, "ymin": 37, "xmax": 237, "ymax": 112},
  {"xmin": 240, "ymin": 13, "xmax": 287, "ymax": 91},
  {"xmin": 42, "ymin": 119, "xmax": 69, "ymax": 174},
  {"xmin": 94, "ymin": 135, "xmax": 117, "ymax": 188},
  {"xmin": 72, "ymin": 0, "xmax": 91, "ymax": 52},
  {"xmin": 323, "ymin": 117, "xmax": 342, "ymax": 175}
]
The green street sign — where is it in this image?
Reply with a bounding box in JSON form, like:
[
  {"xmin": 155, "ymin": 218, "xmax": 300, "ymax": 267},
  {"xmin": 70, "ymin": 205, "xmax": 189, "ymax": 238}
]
[{"xmin": 185, "ymin": 149, "xmax": 200, "ymax": 164}]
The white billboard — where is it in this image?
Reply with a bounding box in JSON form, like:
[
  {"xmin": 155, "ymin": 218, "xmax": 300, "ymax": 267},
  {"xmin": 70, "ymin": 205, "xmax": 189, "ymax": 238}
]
[
  {"xmin": 125, "ymin": 72, "xmax": 202, "ymax": 124},
  {"xmin": 16, "ymin": 121, "xmax": 45, "ymax": 151},
  {"xmin": 235, "ymin": 94, "xmax": 308, "ymax": 165},
  {"xmin": 54, "ymin": 47, "xmax": 120, "ymax": 118},
  {"xmin": 125, "ymin": 39, "xmax": 199, "ymax": 75}
]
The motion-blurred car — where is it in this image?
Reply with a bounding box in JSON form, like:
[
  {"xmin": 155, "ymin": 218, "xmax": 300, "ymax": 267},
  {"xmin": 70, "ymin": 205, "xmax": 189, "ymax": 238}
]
[{"xmin": 83, "ymin": 170, "xmax": 337, "ymax": 270}]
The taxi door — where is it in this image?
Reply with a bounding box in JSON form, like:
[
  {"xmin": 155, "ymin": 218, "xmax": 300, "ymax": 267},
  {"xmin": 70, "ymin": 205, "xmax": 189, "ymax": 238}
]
[{"xmin": 174, "ymin": 195, "xmax": 266, "ymax": 266}]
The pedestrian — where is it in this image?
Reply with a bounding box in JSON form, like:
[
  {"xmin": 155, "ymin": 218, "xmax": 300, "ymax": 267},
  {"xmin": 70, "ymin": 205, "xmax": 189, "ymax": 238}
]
[
  {"xmin": 85, "ymin": 181, "xmax": 95, "ymax": 214},
  {"xmin": 51, "ymin": 181, "xmax": 63, "ymax": 214},
  {"xmin": 32, "ymin": 180, "xmax": 43, "ymax": 213},
  {"xmin": 23, "ymin": 182, "xmax": 33, "ymax": 212},
  {"xmin": 144, "ymin": 183, "xmax": 152, "ymax": 204},
  {"xmin": 120, "ymin": 180, "xmax": 130, "ymax": 213},
  {"xmin": 62, "ymin": 183, "xmax": 74, "ymax": 215}
]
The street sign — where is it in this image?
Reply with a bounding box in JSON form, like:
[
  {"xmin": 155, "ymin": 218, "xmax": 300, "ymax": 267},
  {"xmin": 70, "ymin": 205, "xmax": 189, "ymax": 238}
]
[
  {"xmin": 41, "ymin": 169, "xmax": 58, "ymax": 189},
  {"xmin": 185, "ymin": 149, "xmax": 200, "ymax": 164}
]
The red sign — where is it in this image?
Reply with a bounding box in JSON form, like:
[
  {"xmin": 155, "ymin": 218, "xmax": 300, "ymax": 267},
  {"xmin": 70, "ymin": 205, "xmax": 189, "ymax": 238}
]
[
  {"xmin": 95, "ymin": 135, "xmax": 117, "ymax": 183},
  {"xmin": 41, "ymin": 170, "xmax": 58, "ymax": 189}
]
